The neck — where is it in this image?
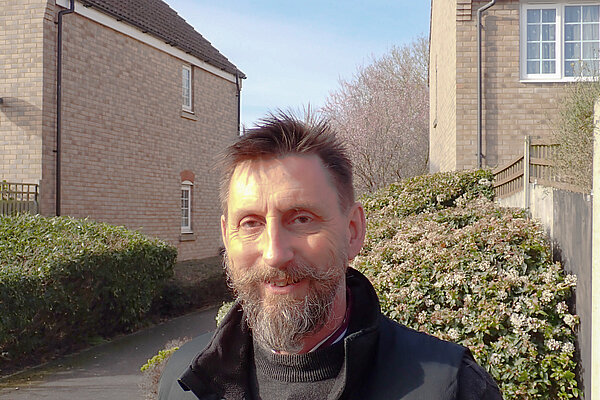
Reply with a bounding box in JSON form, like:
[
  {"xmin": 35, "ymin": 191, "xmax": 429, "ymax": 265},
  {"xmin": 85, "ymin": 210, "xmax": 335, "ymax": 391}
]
[{"xmin": 281, "ymin": 279, "xmax": 347, "ymax": 355}]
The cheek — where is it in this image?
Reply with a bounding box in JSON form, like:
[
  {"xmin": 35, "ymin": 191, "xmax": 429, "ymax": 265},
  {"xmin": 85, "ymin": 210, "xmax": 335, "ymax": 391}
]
[
  {"xmin": 305, "ymin": 232, "xmax": 344, "ymax": 265},
  {"xmin": 226, "ymin": 237, "xmax": 258, "ymax": 270}
]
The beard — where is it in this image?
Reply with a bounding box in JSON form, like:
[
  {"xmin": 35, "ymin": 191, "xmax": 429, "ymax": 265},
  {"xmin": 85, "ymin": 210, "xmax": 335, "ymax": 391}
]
[{"xmin": 224, "ymin": 252, "xmax": 347, "ymax": 353}]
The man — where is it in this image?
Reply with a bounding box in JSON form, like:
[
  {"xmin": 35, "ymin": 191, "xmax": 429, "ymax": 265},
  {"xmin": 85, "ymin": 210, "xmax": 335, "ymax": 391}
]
[{"xmin": 159, "ymin": 112, "xmax": 502, "ymax": 399}]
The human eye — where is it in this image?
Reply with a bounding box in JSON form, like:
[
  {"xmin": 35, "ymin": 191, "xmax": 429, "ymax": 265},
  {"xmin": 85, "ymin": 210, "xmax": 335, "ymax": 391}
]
[
  {"xmin": 288, "ymin": 211, "xmax": 315, "ymax": 226},
  {"xmin": 292, "ymin": 215, "xmax": 313, "ymax": 224},
  {"xmin": 239, "ymin": 217, "xmax": 263, "ymax": 231}
]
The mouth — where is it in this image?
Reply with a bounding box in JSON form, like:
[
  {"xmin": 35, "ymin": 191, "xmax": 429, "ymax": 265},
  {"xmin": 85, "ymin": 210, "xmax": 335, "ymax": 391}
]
[{"xmin": 267, "ymin": 277, "xmax": 303, "ymax": 287}]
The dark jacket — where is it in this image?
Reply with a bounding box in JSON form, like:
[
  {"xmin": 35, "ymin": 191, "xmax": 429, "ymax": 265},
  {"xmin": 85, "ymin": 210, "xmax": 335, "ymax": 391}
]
[{"xmin": 159, "ymin": 268, "xmax": 502, "ymax": 400}]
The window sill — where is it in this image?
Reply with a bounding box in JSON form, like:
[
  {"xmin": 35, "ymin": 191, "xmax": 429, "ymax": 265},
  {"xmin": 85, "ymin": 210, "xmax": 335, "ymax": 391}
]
[
  {"xmin": 179, "ymin": 232, "xmax": 195, "ymax": 242},
  {"xmin": 519, "ymin": 77, "xmax": 596, "ymax": 84},
  {"xmin": 181, "ymin": 110, "xmax": 197, "ymax": 121}
]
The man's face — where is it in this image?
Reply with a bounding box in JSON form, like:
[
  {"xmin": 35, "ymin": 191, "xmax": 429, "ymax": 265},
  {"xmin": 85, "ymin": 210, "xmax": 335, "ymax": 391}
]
[{"xmin": 221, "ymin": 154, "xmax": 362, "ymax": 352}]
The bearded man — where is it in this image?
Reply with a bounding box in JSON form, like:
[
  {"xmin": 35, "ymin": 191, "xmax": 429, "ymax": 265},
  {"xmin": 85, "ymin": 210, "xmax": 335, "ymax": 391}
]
[{"xmin": 158, "ymin": 112, "xmax": 502, "ymax": 400}]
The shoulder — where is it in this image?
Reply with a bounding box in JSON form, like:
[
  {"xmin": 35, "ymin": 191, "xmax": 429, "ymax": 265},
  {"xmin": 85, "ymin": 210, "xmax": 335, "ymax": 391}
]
[
  {"xmin": 158, "ymin": 331, "xmax": 215, "ymax": 400},
  {"xmin": 379, "ymin": 316, "xmax": 465, "ymax": 362},
  {"xmin": 457, "ymin": 353, "xmax": 503, "ymax": 400},
  {"xmin": 363, "ymin": 317, "xmax": 467, "ymax": 399}
]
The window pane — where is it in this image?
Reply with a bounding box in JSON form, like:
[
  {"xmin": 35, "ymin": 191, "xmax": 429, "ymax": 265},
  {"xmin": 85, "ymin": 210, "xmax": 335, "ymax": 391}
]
[
  {"xmin": 182, "ymin": 68, "xmax": 190, "ymax": 86},
  {"xmin": 565, "ymin": 24, "xmax": 581, "ymax": 41},
  {"xmin": 527, "ymin": 43, "xmax": 540, "ymax": 59},
  {"xmin": 528, "ymin": 61, "xmax": 540, "ymax": 74},
  {"xmin": 566, "ymin": 6, "xmax": 582, "ymax": 23},
  {"xmin": 583, "ymin": 42, "xmax": 599, "ymax": 59},
  {"xmin": 542, "ymin": 61, "xmax": 556, "ymax": 73},
  {"xmin": 542, "ymin": 24, "xmax": 556, "ymax": 41},
  {"xmin": 565, "ymin": 43, "xmax": 581, "ymax": 59},
  {"xmin": 528, "ymin": 9, "xmax": 541, "ymax": 23},
  {"xmin": 583, "ymin": 6, "xmax": 599, "ymax": 22},
  {"xmin": 583, "ymin": 24, "xmax": 599, "ymax": 40},
  {"xmin": 527, "ymin": 24, "xmax": 540, "ymax": 41},
  {"xmin": 542, "ymin": 9, "xmax": 556, "ymax": 23},
  {"xmin": 565, "ymin": 61, "xmax": 575, "ymax": 76},
  {"xmin": 542, "ymin": 43, "xmax": 555, "ymax": 59},
  {"xmin": 581, "ymin": 60, "xmax": 597, "ymax": 75}
]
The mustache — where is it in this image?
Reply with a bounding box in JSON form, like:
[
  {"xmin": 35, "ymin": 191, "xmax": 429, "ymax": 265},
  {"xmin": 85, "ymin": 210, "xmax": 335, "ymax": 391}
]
[{"xmin": 226, "ymin": 257, "xmax": 342, "ymax": 288}]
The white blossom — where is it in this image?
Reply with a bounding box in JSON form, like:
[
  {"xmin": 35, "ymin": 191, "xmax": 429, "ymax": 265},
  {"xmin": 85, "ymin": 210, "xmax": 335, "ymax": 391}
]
[
  {"xmin": 561, "ymin": 342, "xmax": 575, "ymax": 354},
  {"xmin": 564, "ymin": 274, "xmax": 577, "ymax": 287},
  {"xmin": 447, "ymin": 328, "xmax": 459, "ymax": 341},
  {"xmin": 546, "ymin": 339, "xmax": 561, "ymax": 351},
  {"xmin": 563, "ymin": 314, "xmax": 577, "ymax": 328},
  {"xmin": 540, "ymin": 290, "xmax": 554, "ymax": 304},
  {"xmin": 510, "ymin": 313, "xmax": 526, "ymax": 330},
  {"xmin": 489, "ymin": 353, "xmax": 501, "ymax": 365}
]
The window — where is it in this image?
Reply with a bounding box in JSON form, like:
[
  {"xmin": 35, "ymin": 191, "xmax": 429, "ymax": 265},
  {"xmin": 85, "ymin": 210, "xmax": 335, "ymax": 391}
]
[
  {"xmin": 521, "ymin": 3, "xmax": 600, "ymax": 81},
  {"xmin": 181, "ymin": 181, "xmax": 193, "ymax": 233},
  {"xmin": 182, "ymin": 65, "xmax": 192, "ymax": 111}
]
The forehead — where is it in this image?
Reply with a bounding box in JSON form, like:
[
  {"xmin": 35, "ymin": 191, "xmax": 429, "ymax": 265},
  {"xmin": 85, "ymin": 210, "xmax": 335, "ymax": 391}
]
[{"xmin": 227, "ymin": 155, "xmax": 338, "ymax": 212}]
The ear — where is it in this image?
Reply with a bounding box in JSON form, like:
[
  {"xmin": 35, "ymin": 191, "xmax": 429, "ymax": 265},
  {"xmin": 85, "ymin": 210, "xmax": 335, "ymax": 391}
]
[
  {"xmin": 347, "ymin": 202, "xmax": 366, "ymax": 260},
  {"xmin": 221, "ymin": 214, "xmax": 229, "ymax": 252}
]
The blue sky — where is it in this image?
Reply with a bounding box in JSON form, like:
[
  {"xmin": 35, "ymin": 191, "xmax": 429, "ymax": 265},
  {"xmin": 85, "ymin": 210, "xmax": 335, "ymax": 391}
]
[{"xmin": 167, "ymin": 1, "xmax": 431, "ymax": 128}]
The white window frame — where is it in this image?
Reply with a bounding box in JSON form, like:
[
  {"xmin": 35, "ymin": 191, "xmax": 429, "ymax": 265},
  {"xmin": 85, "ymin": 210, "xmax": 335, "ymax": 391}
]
[
  {"xmin": 181, "ymin": 181, "xmax": 193, "ymax": 233},
  {"xmin": 182, "ymin": 65, "xmax": 192, "ymax": 112},
  {"xmin": 520, "ymin": 2, "xmax": 600, "ymax": 82}
]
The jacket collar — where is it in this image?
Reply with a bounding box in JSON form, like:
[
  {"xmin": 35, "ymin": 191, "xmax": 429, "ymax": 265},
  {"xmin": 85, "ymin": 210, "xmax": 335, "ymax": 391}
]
[{"xmin": 179, "ymin": 268, "xmax": 382, "ymax": 400}]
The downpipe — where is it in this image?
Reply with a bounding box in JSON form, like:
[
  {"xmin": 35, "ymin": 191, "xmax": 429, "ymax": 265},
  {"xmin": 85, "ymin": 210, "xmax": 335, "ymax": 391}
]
[
  {"xmin": 55, "ymin": 0, "xmax": 75, "ymax": 216},
  {"xmin": 477, "ymin": 0, "xmax": 496, "ymax": 169}
]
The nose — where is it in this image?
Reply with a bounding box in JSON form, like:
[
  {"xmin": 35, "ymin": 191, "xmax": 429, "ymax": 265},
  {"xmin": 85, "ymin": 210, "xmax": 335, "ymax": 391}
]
[{"xmin": 261, "ymin": 218, "xmax": 294, "ymax": 269}]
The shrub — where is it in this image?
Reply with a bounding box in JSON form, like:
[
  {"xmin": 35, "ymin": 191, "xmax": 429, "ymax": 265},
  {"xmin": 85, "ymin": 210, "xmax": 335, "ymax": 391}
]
[
  {"xmin": 139, "ymin": 302, "xmax": 234, "ymax": 398},
  {"xmin": 552, "ymin": 79, "xmax": 600, "ymax": 192},
  {"xmin": 140, "ymin": 337, "xmax": 189, "ymax": 400},
  {"xmin": 0, "ymin": 214, "xmax": 177, "ymax": 371},
  {"xmin": 354, "ymin": 170, "xmax": 580, "ymax": 399}
]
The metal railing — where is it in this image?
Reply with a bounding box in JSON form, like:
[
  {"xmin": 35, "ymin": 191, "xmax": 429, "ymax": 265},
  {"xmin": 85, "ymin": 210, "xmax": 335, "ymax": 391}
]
[{"xmin": 0, "ymin": 182, "xmax": 39, "ymax": 215}]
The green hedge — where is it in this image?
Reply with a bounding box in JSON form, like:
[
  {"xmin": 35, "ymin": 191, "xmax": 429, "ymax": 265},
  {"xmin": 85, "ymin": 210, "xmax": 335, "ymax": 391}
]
[
  {"xmin": 0, "ymin": 214, "xmax": 177, "ymax": 367},
  {"xmin": 354, "ymin": 170, "xmax": 580, "ymax": 399}
]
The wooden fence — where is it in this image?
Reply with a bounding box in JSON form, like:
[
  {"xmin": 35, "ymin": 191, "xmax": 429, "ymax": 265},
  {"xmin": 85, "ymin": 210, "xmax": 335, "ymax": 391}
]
[
  {"xmin": 0, "ymin": 182, "xmax": 39, "ymax": 215},
  {"xmin": 493, "ymin": 137, "xmax": 584, "ymax": 198}
]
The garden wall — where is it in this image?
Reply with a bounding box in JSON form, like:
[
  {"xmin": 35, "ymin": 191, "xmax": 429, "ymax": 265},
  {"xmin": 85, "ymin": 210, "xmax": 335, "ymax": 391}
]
[{"xmin": 497, "ymin": 185, "xmax": 592, "ymax": 399}]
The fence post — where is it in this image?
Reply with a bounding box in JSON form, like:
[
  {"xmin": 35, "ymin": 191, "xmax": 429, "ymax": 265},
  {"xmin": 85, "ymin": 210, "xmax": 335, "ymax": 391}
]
[
  {"xmin": 592, "ymin": 99, "xmax": 600, "ymax": 400},
  {"xmin": 523, "ymin": 136, "xmax": 531, "ymax": 211}
]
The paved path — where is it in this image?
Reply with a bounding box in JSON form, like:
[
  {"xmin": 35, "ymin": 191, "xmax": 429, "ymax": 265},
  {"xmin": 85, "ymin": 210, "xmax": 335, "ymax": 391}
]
[{"xmin": 0, "ymin": 307, "xmax": 218, "ymax": 399}]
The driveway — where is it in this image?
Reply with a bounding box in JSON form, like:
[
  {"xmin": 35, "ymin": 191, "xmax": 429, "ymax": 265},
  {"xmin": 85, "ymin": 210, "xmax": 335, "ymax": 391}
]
[{"xmin": 0, "ymin": 307, "xmax": 218, "ymax": 399}]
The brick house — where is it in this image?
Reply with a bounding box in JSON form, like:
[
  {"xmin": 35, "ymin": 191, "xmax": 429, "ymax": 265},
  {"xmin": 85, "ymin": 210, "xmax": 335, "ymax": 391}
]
[
  {"xmin": 0, "ymin": 0, "xmax": 245, "ymax": 261},
  {"xmin": 428, "ymin": 0, "xmax": 596, "ymax": 172}
]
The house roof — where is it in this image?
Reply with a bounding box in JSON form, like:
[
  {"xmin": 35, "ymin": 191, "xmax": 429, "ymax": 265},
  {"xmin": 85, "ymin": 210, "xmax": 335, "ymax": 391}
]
[{"xmin": 79, "ymin": 0, "xmax": 245, "ymax": 78}]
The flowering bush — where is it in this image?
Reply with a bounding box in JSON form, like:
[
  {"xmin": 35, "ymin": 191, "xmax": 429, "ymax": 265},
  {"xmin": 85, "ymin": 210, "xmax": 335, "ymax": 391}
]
[{"xmin": 354, "ymin": 170, "xmax": 580, "ymax": 399}]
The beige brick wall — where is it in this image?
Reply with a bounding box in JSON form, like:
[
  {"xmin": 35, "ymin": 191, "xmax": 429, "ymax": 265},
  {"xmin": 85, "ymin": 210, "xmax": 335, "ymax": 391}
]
[
  {"xmin": 37, "ymin": 6, "xmax": 238, "ymax": 261},
  {"xmin": 456, "ymin": 0, "xmax": 566, "ymax": 170},
  {"xmin": 0, "ymin": 0, "xmax": 52, "ymax": 186},
  {"xmin": 429, "ymin": 0, "xmax": 458, "ymax": 172}
]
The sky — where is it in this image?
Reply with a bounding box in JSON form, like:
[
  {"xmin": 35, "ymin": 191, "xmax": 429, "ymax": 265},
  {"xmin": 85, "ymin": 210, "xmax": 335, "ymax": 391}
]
[{"xmin": 167, "ymin": 1, "xmax": 431, "ymax": 129}]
